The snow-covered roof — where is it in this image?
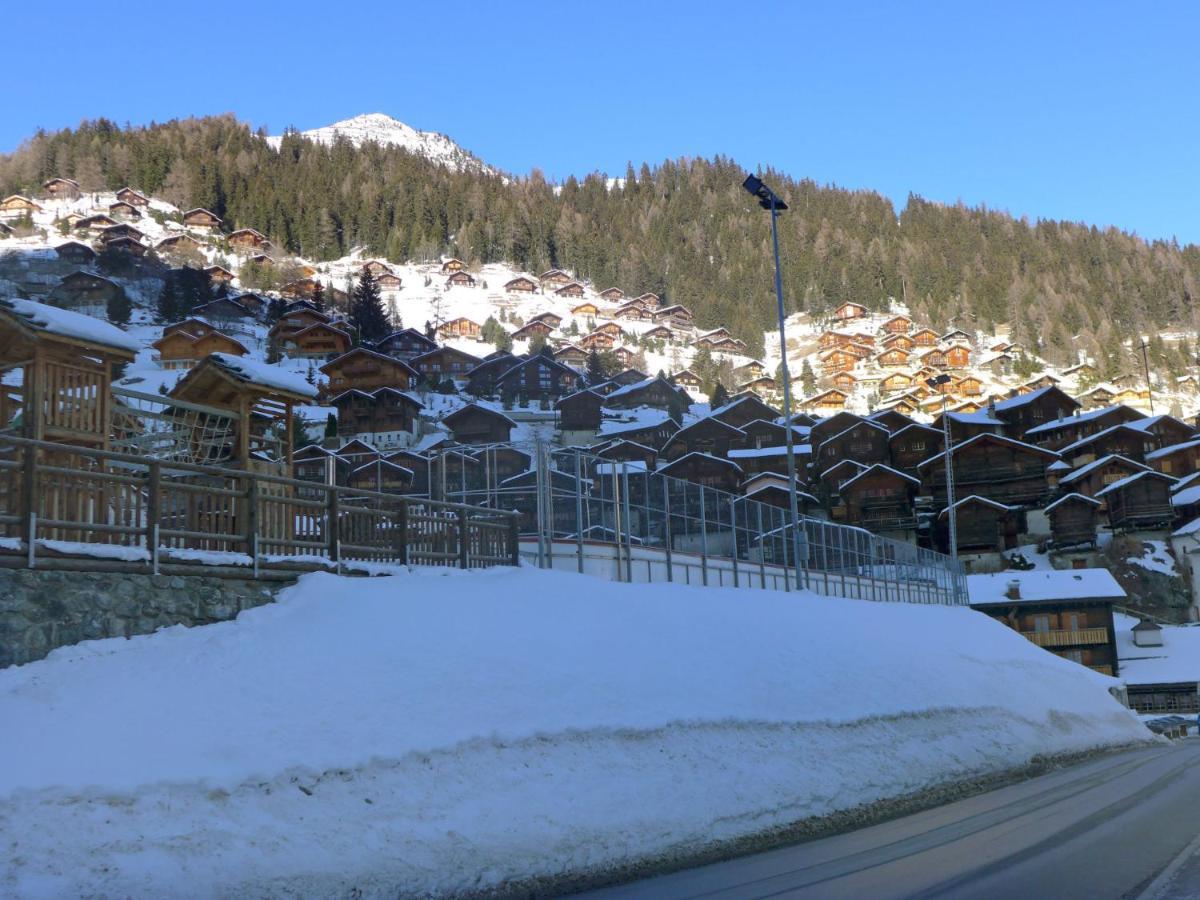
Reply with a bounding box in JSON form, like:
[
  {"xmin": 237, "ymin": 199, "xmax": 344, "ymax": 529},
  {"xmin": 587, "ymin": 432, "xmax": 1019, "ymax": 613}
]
[
  {"xmin": 1058, "ymin": 454, "xmax": 1149, "ymax": 485},
  {"xmin": 1044, "ymin": 492, "xmax": 1101, "ymax": 512},
  {"xmin": 967, "ymin": 569, "xmax": 1126, "ymax": 604},
  {"xmin": 659, "ymin": 452, "xmax": 742, "ymax": 475},
  {"xmin": 1172, "ymin": 516, "xmax": 1200, "ymax": 537},
  {"xmin": 727, "ymin": 445, "xmax": 792, "ymax": 459},
  {"xmin": 917, "ymin": 432, "xmax": 1057, "ymax": 468},
  {"xmin": 1059, "ymin": 423, "xmax": 1149, "ymax": 456},
  {"xmin": 841, "ymin": 464, "xmax": 919, "ymax": 489},
  {"xmin": 1145, "ymin": 437, "xmax": 1200, "ymax": 461},
  {"xmin": 942, "ymin": 410, "xmax": 1002, "ymax": 425},
  {"xmin": 1094, "ymin": 469, "xmax": 1176, "ymax": 498},
  {"xmin": 1115, "ymin": 611, "xmax": 1200, "ymax": 684},
  {"xmin": 205, "ymin": 353, "xmax": 319, "ymax": 399},
  {"xmin": 991, "ymin": 385, "xmax": 1073, "ymax": 412},
  {"xmin": 940, "ymin": 494, "xmax": 1017, "ymax": 517},
  {"xmin": 0, "ymin": 296, "xmax": 140, "ymax": 354}
]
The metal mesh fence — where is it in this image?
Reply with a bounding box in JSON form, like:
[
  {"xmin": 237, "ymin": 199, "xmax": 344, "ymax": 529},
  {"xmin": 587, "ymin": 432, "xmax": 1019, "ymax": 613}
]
[{"xmin": 425, "ymin": 441, "xmax": 967, "ymax": 605}]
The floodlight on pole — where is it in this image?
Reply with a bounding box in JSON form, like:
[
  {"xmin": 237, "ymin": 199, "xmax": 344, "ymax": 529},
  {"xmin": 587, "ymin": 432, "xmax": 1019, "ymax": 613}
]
[
  {"xmin": 927, "ymin": 374, "xmax": 958, "ymax": 565},
  {"xmin": 743, "ymin": 173, "xmax": 803, "ymax": 590}
]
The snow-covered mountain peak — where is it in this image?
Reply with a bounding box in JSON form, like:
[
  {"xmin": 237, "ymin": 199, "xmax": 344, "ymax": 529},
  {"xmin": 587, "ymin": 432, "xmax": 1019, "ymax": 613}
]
[{"xmin": 266, "ymin": 113, "xmax": 496, "ymax": 175}]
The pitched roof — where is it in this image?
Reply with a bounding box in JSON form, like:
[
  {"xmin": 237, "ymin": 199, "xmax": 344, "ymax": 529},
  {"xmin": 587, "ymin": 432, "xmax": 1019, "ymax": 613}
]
[
  {"xmin": 841, "ymin": 463, "xmax": 919, "ymax": 490},
  {"xmin": 917, "ymin": 432, "xmax": 1059, "ymax": 469},
  {"xmin": 1094, "ymin": 469, "xmax": 1176, "ymax": 498},
  {"xmin": 967, "ymin": 569, "xmax": 1126, "ymax": 604},
  {"xmin": 1044, "ymin": 492, "xmax": 1102, "ymax": 513},
  {"xmin": 1058, "ymin": 454, "xmax": 1150, "ymax": 485}
]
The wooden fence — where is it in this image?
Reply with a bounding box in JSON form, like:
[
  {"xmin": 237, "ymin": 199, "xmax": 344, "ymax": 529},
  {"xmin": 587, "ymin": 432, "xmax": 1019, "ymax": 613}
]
[{"xmin": 0, "ymin": 434, "xmax": 519, "ymax": 575}]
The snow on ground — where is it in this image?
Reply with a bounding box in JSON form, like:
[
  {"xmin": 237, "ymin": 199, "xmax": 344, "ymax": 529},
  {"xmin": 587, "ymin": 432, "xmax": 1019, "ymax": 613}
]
[
  {"xmin": 1115, "ymin": 611, "xmax": 1200, "ymax": 685},
  {"xmin": 0, "ymin": 566, "xmax": 1151, "ymax": 897},
  {"xmin": 1126, "ymin": 539, "xmax": 1180, "ymax": 577}
]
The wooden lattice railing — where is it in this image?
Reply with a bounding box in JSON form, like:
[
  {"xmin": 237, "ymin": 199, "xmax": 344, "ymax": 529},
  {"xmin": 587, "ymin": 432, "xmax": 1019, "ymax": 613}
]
[{"xmin": 0, "ymin": 434, "xmax": 519, "ymax": 573}]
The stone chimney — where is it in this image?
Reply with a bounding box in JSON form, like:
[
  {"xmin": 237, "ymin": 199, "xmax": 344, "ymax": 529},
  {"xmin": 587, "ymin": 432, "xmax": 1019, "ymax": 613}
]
[{"xmin": 1005, "ymin": 579, "xmax": 1021, "ymax": 600}]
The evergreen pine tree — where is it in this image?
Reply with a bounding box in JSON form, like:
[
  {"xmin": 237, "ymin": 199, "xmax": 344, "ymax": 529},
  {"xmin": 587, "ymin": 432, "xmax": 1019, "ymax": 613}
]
[
  {"xmin": 350, "ymin": 271, "xmax": 388, "ymax": 344},
  {"xmin": 156, "ymin": 280, "xmax": 179, "ymax": 323},
  {"xmin": 709, "ymin": 382, "xmax": 730, "ymax": 408},
  {"xmin": 325, "ymin": 413, "xmax": 338, "ymax": 439},
  {"xmin": 585, "ymin": 349, "xmax": 606, "ymax": 385},
  {"xmin": 310, "ymin": 281, "xmax": 326, "ymax": 313},
  {"xmin": 800, "ymin": 359, "xmax": 817, "ymax": 396},
  {"xmin": 265, "ymin": 335, "xmax": 282, "ymax": 364},
  {"xmin": 106, "ymin": 286, "xmax": 132, "ymax": 327}
]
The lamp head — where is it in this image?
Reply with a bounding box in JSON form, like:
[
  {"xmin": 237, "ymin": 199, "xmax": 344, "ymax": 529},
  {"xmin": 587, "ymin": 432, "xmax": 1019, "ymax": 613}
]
[{"xmin": 742, "ymin": 174, "xmax": 788, "ymax": 211}]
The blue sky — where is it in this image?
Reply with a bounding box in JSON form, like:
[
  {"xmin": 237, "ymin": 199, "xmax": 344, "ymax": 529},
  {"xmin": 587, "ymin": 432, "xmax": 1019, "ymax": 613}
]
[{"xmin": 2, "ymin": 1, "xmax": 1197, "ymax": 243}]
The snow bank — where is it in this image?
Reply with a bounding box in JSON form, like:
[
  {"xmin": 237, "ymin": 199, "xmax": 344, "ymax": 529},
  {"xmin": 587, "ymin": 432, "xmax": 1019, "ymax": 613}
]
[{"xmin": 0, "ymin": 566, "xmax": 1151, "ymax": 897}]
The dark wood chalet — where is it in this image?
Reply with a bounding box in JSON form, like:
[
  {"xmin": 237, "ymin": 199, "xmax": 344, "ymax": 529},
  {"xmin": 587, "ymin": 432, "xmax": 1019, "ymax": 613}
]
[
  {"xmin": 710, "ymin": 393, "xmax": 781, "ymax": 429},
  {"xmin": 990, "ymin": 386, "xmax": 1082, "ymax": 441},
  {"xmin": 43, "ymin": 177, "xmax": 80, "ymax": 198},
  {"xmin": 911, "ymin": 328, "xmax": 939, "ymax": 347},
  {"xmin": 375, "ymin": 272, "xmax": 402, "ymax": 291},
  {"xmin": 940, "ymin": 495, "xmax": 1019, "ymax": 554},
  {"xmin": 635, "ymin": 292, "xmax": 662, "ymax": 309},
  {"xmin": 1045, "ymin": 493, "xmax": 1101, "ymax": 550},
  {"xmin": 595, "ymin": 439, "xmax": 658, "ymax": 469},
  {"xmin": 868, "ymin": 408, "xmax": 917, "ymax": 433},
  {"xmin": 672, "ymin": 369, "xmax": 702, "ymax": 391},
  {"xmin": 182, "ymin": 208, "xmax": 222, "ymax": 230},
  {"xmin": 610, "ymin": 368, "xmax": 649, "ymax": 386},
  {"xmin": 602, "ymin": 375, "xmax": 691, "ymax": 422},
  {"xmin": 659, "ymin": 452, "xmax": 742, "ymax": 492},
  {"xmin": 54, "ymin": 241, "xmax": 96, "ymax": 265},
  {"xmin": 443, "ymin": 403, "xmax": 517, "ymax": 444},
  {"xmin": 156, "ymin": 233, "xmax": 204, "ymax": 253},
  {"xmin": 1059, "ymin": 424, "xmax": 1158, "ymax": 467},
  {"xmin": 599, "ymin": 287, "xmax": 625, "ymax": 303},
  {"xmin": 888, "ymin": 423, "xmax": 943, "ymax": 475},
  {"xmin": 553, "ymin": 344, "xmax": 587, "ymax": 367},
  {"xmin": 411, "ymin": 346, "xmax": 481, "ymax": 383},
  {"xmin": 1096, "ymin": 470, "xmax": 1177, "ymax": 532},
  {"xmin": 833, "ymin": 464, "xmax": 919, "ymax": 535},
  {"xmin": 105, "ymin": 236, "xmax": 147, "ymax": 256},
  {"xmin": 285, "ymin": 322, "xmax": 352, "ymax": 358},
  {"xmin": 320, "ymin": 348, "xmax": 418, "ymax": 395},
  {"xmin": 1024, "ymin": 404, "xmax": 1146, "ymax": 450},
  {"xmin": 115, "ymin": 187, "xmax": 149, "ymax": 206},
  {"xmin": 347, "ymin": 459, "xmax": 415, "ymax": 494},
  {"xmin": 440, "ymin": 258, "xmax": 467, "ymax": 273},
  {"xmin": 376, "ymin": 328, "xmax": 438, "ymax": 360},
  {"xmin": 445, "ymin": 271, "xmax": 476, "ymax": 288},
  {"xmin": 832, "ymin": 301, "xmax": 867, "ymax": 320},
  {"xmin": 1131, "ymin": 415, "xmax": 1196, "ymax": 449},
  {"xmin": 332, "ymin": 388, "xmax": 424, "ymax": 444},
  {"xmin": 555, "ymin": 281, "xmax": 586, "ymax": 298},
  {"xmin": 494, "ymin": 353, "xmax": 580, "ymax": 403},
  {"xmin": 108, "ymin": 201, "xmax": 141, "ymax": 220},
  {"xmin": 652, "ymin": 305, "xmax": 694, "ymax": 329},
  {"xmin": 539, "ymin": 268, "xmax": 570, "ymax": 285},
  {"xmin": 661, "ymin": 416, "xmax": 746, "ymax": 462},
  {"xmin": 726, "ymin": 444, "xmax": 797, "ymax": 479},
  {"xmin": 1057, "ymin": 454, "xmax": 1153, "ymax": 499},
  {"xmin": 48, "ymin": 271, "xmax": 123, "ymax": 312},
  {"xmin": 465, "ymin": 352, "xmax": 518, "ymax": 396},
  {"xmin": 813, "ymin": 419, "xmax": 891, "ymax": 473},
  {"xmin": 512, "ymin": 320, "xmax": 554, "ymax": 342},
  {"xmin": 1146, "ymin": 437, "xmax": 1200, "ymax": 477},
  {"xmin": 808, "ymin": 411, "xmax": 869, "ymax": 448},
  {"xmin": 99, "ymin": 222, "xmax": 145, "ymax": 244},
  {"xmin": 919, "ymin": 433, "xmax": 1058, "ymax": 508},
  {"xmin": 270, "ymin": 307, "xmax": 330, "ymax": 343},
  {"xmin": 505, "ymin": 276, "xmax": 538, "ymax": 293},
  {"xmin": 557, "ymin": 389, "xmax": 604, "ymax": 431},
  {"xmin": 204, "ymin": 264, "xmax": 235, "ymax": 285}
]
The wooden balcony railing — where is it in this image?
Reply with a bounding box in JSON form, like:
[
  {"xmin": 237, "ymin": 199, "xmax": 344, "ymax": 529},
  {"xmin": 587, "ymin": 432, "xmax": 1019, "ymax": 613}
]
[
  {"xmin": 1021, "ymin": 627, "xmax": 1109, "ymax": 648},
  {"xmin": 0, "ymin": 433, "xmax": 519, "ymax": 574}
]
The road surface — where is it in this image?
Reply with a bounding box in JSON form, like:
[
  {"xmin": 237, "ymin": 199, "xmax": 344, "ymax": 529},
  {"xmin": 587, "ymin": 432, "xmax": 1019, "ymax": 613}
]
[{"xmin": 587, "ymin": 740, "xmax": 1200, "ymax": 900}]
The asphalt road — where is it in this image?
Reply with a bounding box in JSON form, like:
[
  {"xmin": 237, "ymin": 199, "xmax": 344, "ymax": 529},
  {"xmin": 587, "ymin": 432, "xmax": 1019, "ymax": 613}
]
[{"xmin": 587, "ymin": 740, "xmax": 1200, "ymax": 900}]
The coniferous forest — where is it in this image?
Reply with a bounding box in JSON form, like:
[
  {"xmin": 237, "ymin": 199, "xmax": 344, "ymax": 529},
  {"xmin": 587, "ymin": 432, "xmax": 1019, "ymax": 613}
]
[{"xmin": 2, "ymin": 115, "xmax": 1198, "ymax": 373}]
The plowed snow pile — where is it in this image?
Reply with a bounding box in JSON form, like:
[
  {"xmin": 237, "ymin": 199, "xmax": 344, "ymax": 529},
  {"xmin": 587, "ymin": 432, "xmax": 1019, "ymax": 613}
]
[{"xmin": 0, "ymin": 566, "xmax": 1151, "ymax": 897}]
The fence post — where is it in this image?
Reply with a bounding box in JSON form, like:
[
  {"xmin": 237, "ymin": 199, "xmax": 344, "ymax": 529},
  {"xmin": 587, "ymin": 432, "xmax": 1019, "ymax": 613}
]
[
  {"xmin": 146, "ymin": 460, "xmax": 161, "ymax": 569},
  {"xmin": 327, "ymin": 485, "xmax": 340, "ymax": 564},
  {"xmin": 662, "ymin": 477, "xmax": 673, "ymax": 583},
  {"xmin": 458, "ymin": 508, "xmax": 470, "ymax": 569},
  {"xmin": 245, "ymin": 473, "xmax": 259, "ymax": 564},
  {"xmin": 611, "ymin": 460, "xmax": 622, "ymax": 582},
  {"xmin": 755, "ymin": 503, "xmax": 767, "ymax": 590},
  {"xmin": 573, "ymin": 450, "xmax": 584, "ymax": 573},
  {"xmin": 699, "ymin": 484, "xmax": 708, "ymax": 587},
  {"xmin": 621, "ymin": 461, "xmax": 633, "ymax": 583},
  {"xmin": 396, "ymin": 500, "xmax": 409, "ymax": 566},
  {"xmin": 508, "ymin": 512, "xmax": 520, "ymax": 566},
  {"xmin": 730, "ymin": 498, "xmax": 739, "ymax": 589},
  {"xmin": 22, "ymin": 444, "xmax": 37, "ymax": 567}
]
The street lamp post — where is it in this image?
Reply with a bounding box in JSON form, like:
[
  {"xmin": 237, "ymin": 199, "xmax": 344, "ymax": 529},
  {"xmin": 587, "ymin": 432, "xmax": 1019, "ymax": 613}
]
[
  {"xmin": 743, "ymin": 173, "xmax": 804, "ymax": 591},
  {"xmin": 927, "ymin": 374, "xmax": 958, "ymax": 561}
]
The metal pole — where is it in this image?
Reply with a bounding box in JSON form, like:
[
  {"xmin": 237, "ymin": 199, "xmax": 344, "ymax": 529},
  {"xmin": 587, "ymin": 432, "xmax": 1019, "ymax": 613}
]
[
  {"xmin": 698, "ymin": 484, "xmax": 709, "ymax": 586},
  {"xmin": 770, "ymin": 196, "xmax": 804, "ymax": 593},
  {"xmin": 942, "ymin": 394, "xmax": 958, "ymax": 565},
  {"xmin": 573, "ymin": 450, "xmax": 584, "ymax": 573},
  {"xmin": 621, "ymin": 461, "xmax": 633, "ymax": 583},
  {"xmin": 662, "ymin": 476, "xmax": 674, "ymax": 583}
]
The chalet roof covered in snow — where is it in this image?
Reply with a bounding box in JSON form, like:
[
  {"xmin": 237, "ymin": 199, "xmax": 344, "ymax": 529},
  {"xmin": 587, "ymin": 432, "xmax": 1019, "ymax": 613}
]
[
  {"xmin": 967, "ymin": 569, "xmax": 1126, "ymax": 604},
  {"xmin": 0, "ymin": 296, "xmax": 141, "ymax": 355},
  {"xmin": 204, "ymin": 353, "xmax": 319, "ymax": 399}
]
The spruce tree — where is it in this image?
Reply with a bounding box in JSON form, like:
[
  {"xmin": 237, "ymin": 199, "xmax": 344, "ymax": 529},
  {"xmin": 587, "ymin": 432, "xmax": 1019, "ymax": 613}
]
[
  {"xmin": 311, "ymin": 280, "xmax": 326, "ymax": 313},
  {"xmin": 107, "ymin": 286, "xmax": 132, "ymax": 327},
  {"xmin": 585, "ymin": 349, "xmax": 606, "ymax": 385},
  {"xmin": 350, "ymin": 271, "xmax": 388, "ymax": 344},
  {"xmin": 800, "ymin": 359, "xmax": 817, "ymax": 396},
  {"xmin": 324, "ymin": 413, "xmax": 338, "ymax": 439},
  {"xmin": 709, "ymin": 382, "xmax": 730, "ymax": 408},
  {"xmin": 156, "ymin": 280, "xmax": 179, "ymax": 323}
]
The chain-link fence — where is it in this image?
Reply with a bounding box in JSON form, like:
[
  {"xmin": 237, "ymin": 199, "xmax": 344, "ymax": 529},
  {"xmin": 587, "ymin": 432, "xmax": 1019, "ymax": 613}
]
[{"xmin": 422, "ymin": 440, "xmax": 967, "ymax": 605}]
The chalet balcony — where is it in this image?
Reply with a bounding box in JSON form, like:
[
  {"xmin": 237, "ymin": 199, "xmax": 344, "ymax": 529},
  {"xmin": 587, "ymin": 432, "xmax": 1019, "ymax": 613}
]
[
  {"xmin": 1109, "ymin": 503, "xmax": 1175, "ymax": 529},
  {"xmin": 1020, "ymin": 627, "xmax": 1109, "ymax": 648}
]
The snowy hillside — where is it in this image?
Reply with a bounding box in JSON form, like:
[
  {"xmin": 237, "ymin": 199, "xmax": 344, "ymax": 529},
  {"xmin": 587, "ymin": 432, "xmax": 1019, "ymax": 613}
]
[
  {"xmin": 264, "ymin": 113, "xmax": 497, "ymax": 176},
  {"xmin": 0, "ymin": 567, "xmax": 1151, "ymax": 897}
]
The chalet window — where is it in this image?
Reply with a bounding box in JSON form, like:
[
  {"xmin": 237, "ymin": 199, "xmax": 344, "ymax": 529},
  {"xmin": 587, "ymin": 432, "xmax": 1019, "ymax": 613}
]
[
  {"xmin": 1102, "ymin": 473, "xmax": 1122, "ymax": 485},
  {"xmin": 1033, "ymin": 615, "xmax": 1051, "ymax": 633},
  {"xmin": 1060, "ymin": 649, "xmax": 1084, "ymax": 664},
  {"xmin": 1162, "ymin": 460, "xmax": 1173, "ymax": 473},
  {"xmin": 1066, "ymin": 613, "xmax": 1081, "ymax": 631},
  {"xmin": 910, "ymin": 441, "xmax": 925, "ymax": 452}
]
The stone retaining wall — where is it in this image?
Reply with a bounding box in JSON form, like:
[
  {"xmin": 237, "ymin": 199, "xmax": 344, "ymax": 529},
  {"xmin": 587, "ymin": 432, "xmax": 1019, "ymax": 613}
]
[{"xmin": 0, "ymin": 569, "xmax": 286, "ymax": 668}]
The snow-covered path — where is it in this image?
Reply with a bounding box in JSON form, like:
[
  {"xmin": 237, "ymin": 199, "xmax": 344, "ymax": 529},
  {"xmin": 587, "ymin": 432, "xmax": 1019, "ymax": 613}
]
[{"xmin": 0, "ymin": 566, "xmax": 1152, "ymax": 897}]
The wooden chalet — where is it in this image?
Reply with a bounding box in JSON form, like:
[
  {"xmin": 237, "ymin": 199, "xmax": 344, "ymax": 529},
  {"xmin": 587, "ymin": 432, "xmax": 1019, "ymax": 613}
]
[
  {"xmin": 741, "ymin": 375, "xmax": 778, "ymax": 396},
  {"xmin": 659, "ymin": 452, "xmax": 742, "ymax": 492},
  {"xmin": 1146, "ymin": 437, "xmax": 1200, "ymax": 477},
  {"xmin": 615, "ymin": 303, "xmax": 651, "ymax": 321},
  {"xmin": 968, "ymin": 570, "xmax": 1123, "ymax": 676},
  {"xmin": 660, "ymin": 417, "xmax": 745, "ymax": 462},
  {"xmin": 888, "ymin": 423, "xmax": 943, "ymax": 475},
  {"xmin": 610, "ymin": 368, "xmax": 649, "ymax": 387},
  {"xmin": 115, "ymin": 187, "xmax": 149, "ymax": 207},
  {"xmin": 376, "ymin": 272, "xmax": 402, "ymax": 290},
  {"xmin": 539, "ymin": 268, "xmax": 571, "ymax": 286},
  {"xmin": 152, "ymin": 328, "xmax": 248, "ymax": 369},
  {"xmin": 105, "ymin": 236, "xmax": 147, "ymax": 257},
  {"xmin": 1045, "ymin": 493, "xmax": 1101, "ymax": 550},
  {"xmin": 1096, "ymin": 470, "xmax": 1177, "ymax": 532},
  {"xmin": 204, "ymin": 264, "xmax": 235, "ymax": 285},
  {"xmin": 835, "ymin": 464, "xmax": 919, "ymax": 535},
  {"xmin": 411, "ymin": 346, "xmax": 481, "ymax": 383},
  {"xmin": 511, "ymin": 320, "xmax": 553, "ymax": 343},
  {"xmin": 572, "ymin": 301, "xmax": 599, "ymax": 316},
  {"xmin": 918, "ymin": 348, "xmax": 947, "ymax": 369},
  {"xmin": 877, "ymin": 347, "xmax": 911, "ymax": 368},
  {"xmin": 919, "ymin": 433, "xmax": 1058, "ymax": 508},
  {"xmin": 944, "ymin": 345, "xmax": 971, "ymax": 368},
  {"xmin": 98, "ymin": 222, "xmax": 145, "ymax": 244},
  {"xmin": 0, "ymin": 195, "xmax": 42, "ymax": 216},
  {"xmin": 48, "ymin": 271, "xmax": 123, "ymax": 313},
  {"xmin": 1131, "ymin": 415, "xmax": 1196, "ymax": 449},
  {"xmin": 229, "ymin": 228, "xmax": 269, "ymax": 251},
  {"xmin": 813, "ymin": 419, "xmax": 890, "ymax": 472},
  {"xmin": 594, "ymin": 439, "xmax": 658, "ymax": 471},
  {"xmin": 443, "ymin": 403, "xmax": 516, "ymax": 444},
  {"xmin": 107, "ymin": 200, "xmax": 141, "ymax": 220},
  {"xmin": 820, "ymin": 347, "xmax": 859, "ymax": 374},
  {"xmin": 1024, "ymin": 404, "xmax": 1145, "ymax": 451},
  {"xmin": 809, "ymin": 411, "xmax": 871, "ymax": 450},
  {"xmin": 727, "ymin": 445, "xmax": 795, "ymax": 479},
  {"xmin": 440, "ymin": 258, "xmax": 467, "ymax": 274},
  {"xmin": 0, "ymin": 297, "xmax": 137, "ymax": 449},
  {"xmin": 169, "ymin": 353, "xmax": 316, "ymax": 472},
  {"xmin": 881, "ymin": 333, "xmax": 915, "ymax": 351},
  {"xmin": 881, "ymin": 372, "xmax": 914, "ymax": 393},
  {"xmin": 612, "ymin": 347, "xmax": 635, "ymax": 368},
  {"xmin": 801, "ymin": 388, "xmax": 849, "ymax": 414},
  {"xmin": 464, "ymin": 352, "xmax": 518, "ymax": 396},
  {"xmin": 270, "ymin": 307, "xmax": 330, "ymax": 344},
  {"xmin": 331, "ymin": 388, "xmax": 423, "ymax": 445},
  {"xmin": 933, "ymin": 409, "xmax": 1004, "ymax": 444},
  {"xmin": 347, "ymin": 459, "xmax": 415, "ymax": 494},
  {"xmin": 832, "ymin": 301, "xmax": 867, "ymax": 320},
  {"xmin": 557, "ymin": 389, "xmax": 605, "ymax": 431},
  {"xmin": 494, "ymin": 353, "xmax": 580, "ymax": 403},
  {"xmin": 941, "ymin": 328, "xmax": 972, "ymax": 345},
  {"xmin": 598, "ymin": 287, "xmax": 625, "ymax": 303},
  {"xmin": 54, "ymin": 241, "xmax": 96, "ymax": 265},
  {"xmin": 376, "ymin": 328, "xmax": 438, "ymax": 360},
  {"xmin": 284, "ymin": 322, "xmax": 352, "ymax": 359},
  {"xmin": 554, "ymin": 281, "xmax": 586, "ymax": 298},
  {"xmin": 438, "ymin": 316, "xmax": 483, "ymax": 340},
  {"xmin": 1058, "ymin": 454, "xmax": 1153, "ymax": 500},
  {"xmin": 580, "ymin": 330, "xmax": 616, "ymax": 350},
  {"xmin": 445, "ymin": 271, "xmax": 476, "ymax": 289},
  {"xmin": 990, "ymin": 386, "xmax": 1081, "ymax": 441},
  {"xmin": 553, "ymin": 344, "xmax": 587, "ymax": 367},
  {"xmin": 955, "ymin": 375, "xmax": 984, "ymax": 396},
  {"xmin": 868, "ymin": 408, "xmax": 916, "ymax": 433},
  {"xmin": 940, "ymin": 496, "xmax": 1019, "ymax": 554},
  {"xmin": 191, "ymin": 297, "xmax": 250, "ymax": 324},
  {"xmin": 634, "ymin": 292, "xmax": 661, "ymax": 309},
  {"xmin": 359, "ymin": 259, "xmax": 392, "ymax": 278},
  {"xmin": 641, "ymin": 325, "xmax": 673, "ymax": 343},
  {"xmin": 504, "ymin": 276, "xmax": 538, "ymax": 294},
  {"xmin": 156, "ymin": 233, "xmax": 204, "ymax": 253},
  {"xmin": 710, "ymin": 394, "xmax": 781, "ymax": 430},
  {"xmin": 43, "ymin": 177, "xmax": 80, "ymax": 199},
  {"xmin": 1059, "ymin": 424, "xmax": 1158, "ymax": 467},
  {"xmin": 182, "ymin": 208, "xmax": 222, "ymax": 231},
  {"xmin": 672, "ymin": 369, "xmax": 702, "ymax": 391},
  {"xmin": 882, "ymin": 314, "xmax": 912, "ymax": 334},
  {"xmin": 281, "ymin": 278, "xmax": 325, "ymax": 300},
  {"xmin": 911, "ymin": 328, "xmax": 939, "ymax": 347},
  {"xmin": 320, "ymin": 348, "xmax": 417, "ymax": 396},
  {"xmin": 652, "ymin": 304, "xmax": 694, "ymax": 329}
]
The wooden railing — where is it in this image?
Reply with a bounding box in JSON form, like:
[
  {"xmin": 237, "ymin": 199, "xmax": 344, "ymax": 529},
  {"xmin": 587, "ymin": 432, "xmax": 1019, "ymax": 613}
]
[
  {"xmin": 0, "ymin": 434, "xmax": 519, "ymax": 574},
  {"xmin": 1021, "ymin": 627, "xmax": 1109, "ymax": 648}
]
